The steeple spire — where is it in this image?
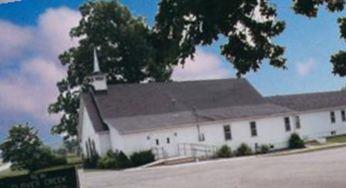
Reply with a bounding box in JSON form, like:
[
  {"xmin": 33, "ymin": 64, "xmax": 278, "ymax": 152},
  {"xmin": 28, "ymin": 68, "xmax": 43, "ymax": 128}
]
[
  {"xmin": 90, "ymin": 48, "xmax": 107, "ymax": 91},
  {"xmin": 93, "ymin": 48, "xmax": 101, "ymax": 73}
]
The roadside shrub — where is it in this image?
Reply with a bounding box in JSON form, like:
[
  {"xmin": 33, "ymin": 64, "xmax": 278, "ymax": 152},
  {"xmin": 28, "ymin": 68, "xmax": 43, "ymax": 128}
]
[
  {"xmin": 236, "ymin": 143, "xmax": 253, "ymax": 156},
  {"xmin": 288, "ymin": 133, "xmax": 305, "ymax": 149},
  {"xmin": 217, "ymin": 145, "xmax": 233, "ymax": 158},
  {"xmin": 38, "ymin": 146, "xmax": 67, "ymax": 168},
  {"xmin": 258, "ymin": 144, "xmax": 270, "ymax": 154},
  {"xmin": 18, "ymin": 146, "xmax": 68, "ymax": 172},
  {"xmin": 130, "ymin": 150, "xmax": 155, "ymax": 167}
]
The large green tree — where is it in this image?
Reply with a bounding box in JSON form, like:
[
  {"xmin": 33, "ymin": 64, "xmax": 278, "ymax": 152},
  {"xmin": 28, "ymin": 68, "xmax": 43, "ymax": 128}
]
[
  {"xmin": 0, "ymin": 124, "xmax": 42, "ymax": 171},
  {"xmin": 155, "ymin": 0, "xmax": 287, "ymax": 77},
  {"xmin": 48, "ymin": 0, "xmax": 177, "ymax": 139},
  {"xmin": 0, "ymin": 124, "xmax": 67, "ymax": 172},
  {"xmin": 154, "ymin": 0, "xmax": 345, "ymax": 76}
]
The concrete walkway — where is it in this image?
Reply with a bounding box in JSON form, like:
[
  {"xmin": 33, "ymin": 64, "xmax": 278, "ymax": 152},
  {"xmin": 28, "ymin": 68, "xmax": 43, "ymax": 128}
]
[
  {"xmin": 81, "ymin": 147, "xmax": 346, "ymax": 188},
  {"xmin": 266, "ymin": 142, "xmax": 346, "ymax": 156}
]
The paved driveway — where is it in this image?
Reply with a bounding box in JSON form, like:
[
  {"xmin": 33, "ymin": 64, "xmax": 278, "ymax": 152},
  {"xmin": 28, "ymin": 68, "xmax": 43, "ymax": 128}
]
[{"xmin": 80, "ymin": 147, "xmax": 346, "ymax": 188}]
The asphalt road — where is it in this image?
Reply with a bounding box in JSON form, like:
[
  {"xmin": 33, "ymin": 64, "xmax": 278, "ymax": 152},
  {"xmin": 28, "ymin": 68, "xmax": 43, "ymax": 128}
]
[{"xmin": 80, "ymin": 147, "xmax": 346, "ymax": 188}]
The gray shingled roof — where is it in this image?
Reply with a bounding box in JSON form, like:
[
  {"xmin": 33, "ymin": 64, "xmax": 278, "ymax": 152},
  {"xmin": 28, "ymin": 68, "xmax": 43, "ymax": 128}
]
[
  {"xmin": 266, "ymin": 90, "xmax": 346, "ymax": 112},
  {"xmin": 81, "ymin": 92, "xmax": 109, "ymax": 132},
  {"xmin": 106, "ymin": 103, "xmax": 294, "ymax": 134},
  {"xmin": 82, "ymin": 78, "xmax": 295, "ymax": 134},
  {"xmin": 93, "ymin": 78, "xmax": 265, "ymax": 118}
]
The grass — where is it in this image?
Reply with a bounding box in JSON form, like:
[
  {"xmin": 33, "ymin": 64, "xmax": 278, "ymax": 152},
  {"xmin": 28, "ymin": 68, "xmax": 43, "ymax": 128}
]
[
  {"xmin": 326, "ymin": 134, "xmax": 346, "ymax": 143},
  {"xmin": 0, "ymin": 164, "xmax": 79, "ymax": 179},
  {"xmin": 0, "ymin": 168, "xmax": 27, "ymax": 179},
  {"xmin": 67, "ymin": 154, "xmax": 83, "ymax": 165},
  {"xmin": 0, "ymin": 154, "xmax": 82, "ymax": 179}
]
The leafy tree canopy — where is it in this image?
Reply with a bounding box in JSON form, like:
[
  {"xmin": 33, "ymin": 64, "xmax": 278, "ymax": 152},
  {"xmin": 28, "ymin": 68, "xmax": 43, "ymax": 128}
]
[
  {"xmin": 0, "ymin": 124, "xmax": 67, "ymax": 172},
  {"xmin": 0, "ymin": 124, "xmax": 43, "ymax": 171},
  {"xmin": 292, "ymin": 0, "xmax": 344, "ymax": 17},
  {"xmin": 63, "ymin": 139, "xmax": 80, "ymax": 154},
  {"xmin": 155, "ymin": 0, "xmax": 287, "ymax": 77},
  {"xmin": 154, "ymin": 0, "xmax": 345, "ymax": 77}
]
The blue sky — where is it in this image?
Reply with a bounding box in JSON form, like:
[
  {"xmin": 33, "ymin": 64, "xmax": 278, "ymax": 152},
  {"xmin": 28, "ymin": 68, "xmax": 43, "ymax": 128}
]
[{"xmin": 0, "ymin": 0, "xmax": 344, "ymax": 144}]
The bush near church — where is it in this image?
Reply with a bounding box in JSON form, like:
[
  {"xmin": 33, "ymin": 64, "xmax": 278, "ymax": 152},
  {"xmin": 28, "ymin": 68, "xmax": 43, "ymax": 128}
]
[
  {"xmin": 83, "ymin": 154, "xmax": 99, "ymax": 169},
  {"xmin": 216, "ymin": 145, "xmax": 233, "ymax": 158},
  {"xmin": 288, "ymin": 133, "xmax": 305, "ymax": 149},
  {"xmin": 257, "ymin": 144, "xmax": 270, "ymax": 154},
  {"xmin": 0, "ymin": 124, "xmax": 67, "ymax": 172},
  {"xmin": 97, "ymin": 150, "xmax": 131, "ymax": 169},
  {"xmin": 236, "ymin": 143, "xmax": 253, "ymax": 156},
  {"xmin": 129, "ymin": 150, "xmax": 155, "ymax": 167},
  {"xmin": 85, "ymin": 149, "xmax": 155, "ymax": 169}
]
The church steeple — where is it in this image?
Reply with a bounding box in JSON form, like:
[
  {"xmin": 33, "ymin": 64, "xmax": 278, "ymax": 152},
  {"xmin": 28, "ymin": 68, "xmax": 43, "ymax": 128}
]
[
  {"xmin": 91, "ymin": 48, "xmax": 107, "ymax": 91},
  {"xmin": 93, "ymin": 48, "xmax": 101, "ymax": 74}
]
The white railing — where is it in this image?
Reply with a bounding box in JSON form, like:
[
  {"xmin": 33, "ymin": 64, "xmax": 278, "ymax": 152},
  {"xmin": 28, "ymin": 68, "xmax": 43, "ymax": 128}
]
[
  {"xmin": 177, "ymin": 143, "xmax": 218, "ymax": 159},
  {"xmin": 151, "ymin": 147, "xmax": 168, "ymax": 159}
]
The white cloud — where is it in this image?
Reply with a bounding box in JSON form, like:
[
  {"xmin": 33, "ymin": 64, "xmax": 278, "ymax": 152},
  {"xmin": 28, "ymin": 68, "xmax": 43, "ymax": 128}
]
[
  {"xmin": 0, "ymin": 20, "xmax": 32, "ymax": 63},
  {"xmin": 0, "ymin": 7, "xmax": 80, "ymax": 122},
  {"xmin": 296, "ymin": 58, "xmax": 317, "ymax": 76},
  {"xmin": 36, "ymin": 7, "xmax": 80, "ymax": 59},
  {"xmin": 0, "ymin": 0, "xmax": 21, "ymax": 4},
  {"xmin": 172, "ymin": 50, "xmax": 232, "ymax": 81},
  {"xmin": 0, "ymin": 58, "xmax": 65, "ymax": 121}
]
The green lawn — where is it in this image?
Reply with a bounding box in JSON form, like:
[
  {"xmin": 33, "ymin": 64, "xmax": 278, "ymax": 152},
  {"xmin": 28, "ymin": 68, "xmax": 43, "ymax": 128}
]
[
  {"xmin": 0, "ymin": 164, "xmax": 80, "ymax": 179},
  {"xmin": 326, "ymin": 134, "xmax": 346, "ymax": 143},
  {"xmin": 67, "ymin": 154, "xmax": 83, "ymax": 165},
  {"xmin": 0, "ymin": 154, "xmax": 82, "ymax": 179},
  {"xmin": 0, "ymin": 168, "xmax": 27, "ymax": 179}
]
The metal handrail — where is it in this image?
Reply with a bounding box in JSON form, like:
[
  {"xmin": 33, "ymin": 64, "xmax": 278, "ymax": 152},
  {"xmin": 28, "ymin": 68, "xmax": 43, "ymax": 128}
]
[
  {"xmin": 151, "ymin": 146, "xmax": 167, "ymax": 159},
  {"xmin": 177, "ymin": 143, "xmax": 218, "ymax": 159}
]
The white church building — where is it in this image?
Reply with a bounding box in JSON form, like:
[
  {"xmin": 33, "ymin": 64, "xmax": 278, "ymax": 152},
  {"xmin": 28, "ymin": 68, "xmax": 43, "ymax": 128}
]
[{"xmin": 79, "ymin": 51, "xmax": 346, "ymax": 158}]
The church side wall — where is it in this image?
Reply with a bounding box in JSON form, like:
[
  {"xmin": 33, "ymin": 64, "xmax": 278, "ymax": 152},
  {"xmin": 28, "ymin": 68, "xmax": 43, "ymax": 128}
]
[
  {"xmin": 109, "ymin": 126, "xmax": 125, "ymax": 152},
  {"xmin": 295, "ymin": 108, "xmax": 346, "ymax": 140},
  {"xmin": 116, "ymin": 109, "xmax": 346, "ymax": 158},
  {"xmin": 118, "ymin": 115, "xmax": 293, "ymax": 157},
  {"xmin": 81, "ymin": 106, "xmax": 109, "ymax": 156}
]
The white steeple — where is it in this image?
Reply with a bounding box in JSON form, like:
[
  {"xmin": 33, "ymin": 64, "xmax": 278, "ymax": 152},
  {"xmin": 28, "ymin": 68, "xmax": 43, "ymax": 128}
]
[
  {"xmin": 93, "ymin": 48, "xmax": 101, "ymax": 73},
  {"xmin": 91, "ymin": 48, "xmax": 107, "ymax": 91}
]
